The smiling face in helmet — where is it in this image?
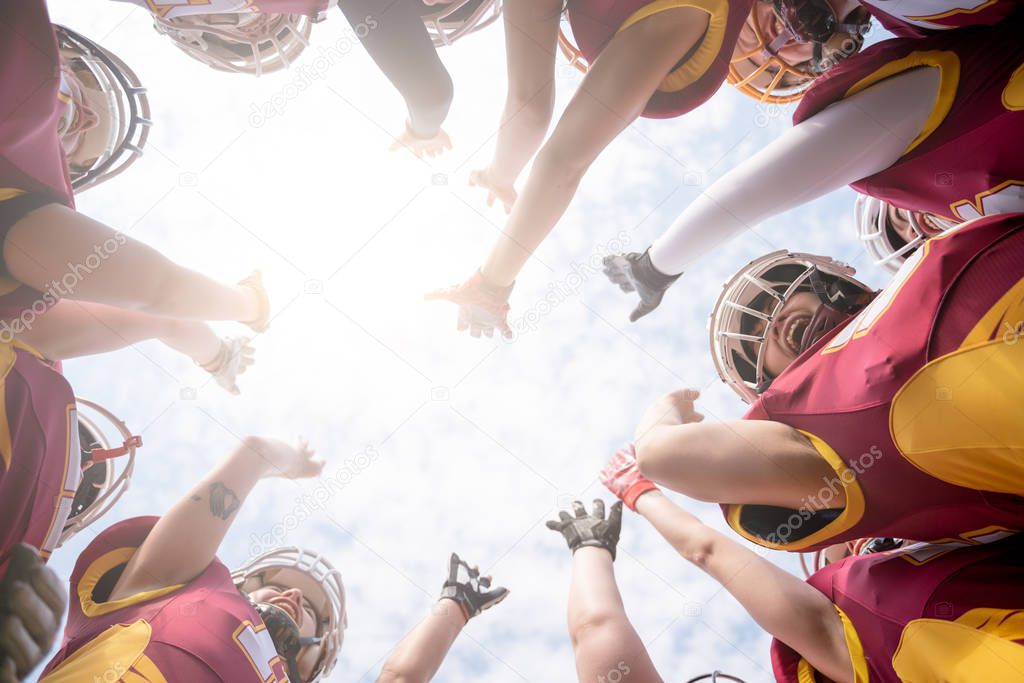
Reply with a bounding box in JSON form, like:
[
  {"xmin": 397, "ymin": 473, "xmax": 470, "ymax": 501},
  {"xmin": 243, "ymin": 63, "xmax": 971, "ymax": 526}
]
[
  {"xmin": 746, "ymin": 290, "xmax": 823, "ymax": 378},
  {"xmin": 249, "ymin": 584, "xmax": 322, "ymax": 681}
]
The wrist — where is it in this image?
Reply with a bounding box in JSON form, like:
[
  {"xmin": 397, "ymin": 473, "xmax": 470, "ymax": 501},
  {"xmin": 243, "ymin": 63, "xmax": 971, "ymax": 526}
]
[
  {"xmin": 634, "ymin": 489, "xmax": 665, "ymax": 516},
  {"xmin": 437, "ymin": 597, "xmax": 470, "ymax": 625}
]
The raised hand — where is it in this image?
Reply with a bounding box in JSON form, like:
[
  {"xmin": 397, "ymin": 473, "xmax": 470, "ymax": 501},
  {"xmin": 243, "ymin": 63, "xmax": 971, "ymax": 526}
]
[
  {"xmin": 390, "ymin": 125, "xmax": 452, "ymax": 159},
  {"xmin": 599, "ymin": 445, "xmax": 659, "ymax": 511},
  {"xmin": 469, "ymin": 167, "xmax": 517, "ymax": 214},
  {"xmin": 439, "ymin": 553, "xmax": 509, "ymax": 622},
  {"xmin": 200, "ymin": 336, "xmax": 255, "ymax": 395},
  {"xmin": 425, "ymin": 269, "xmax": 514, "ymax": 339},
  {"xmin": 546, "ymin": 499, "xmax": 623, "ymax": 560},
  {"xmin": 243, "ymin": 437, "xmax": 324, "ymax": 480},
  {"xmin": 0, "ymin": 545, "xmax": 67, "ymax": 682},
  {"xmin": 602, "ymin": 250, "xmax": 681, "ymax": 322}
]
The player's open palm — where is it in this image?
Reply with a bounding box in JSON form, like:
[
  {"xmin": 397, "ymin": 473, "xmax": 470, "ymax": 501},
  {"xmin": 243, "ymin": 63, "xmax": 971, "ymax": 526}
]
[
  {"xmin": 244, "ymin": 437, "xmax": 324, "ymax": 480},
  {"xmin": 469, "ymin": 167, "xmax": 517, "ymax": 214},
  {"xmin": 664, "ymin": 388, "xmax": 705, "ymax": 424}
]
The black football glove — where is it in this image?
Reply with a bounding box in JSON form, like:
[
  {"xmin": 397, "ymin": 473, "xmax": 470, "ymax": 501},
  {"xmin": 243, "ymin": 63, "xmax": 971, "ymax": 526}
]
[
  {"xmin": 603, "ymin": 250, "xmax": 681, "ymax": 322},
  {"xmin": 546, "ymin": 499, "xmax": 623, "ymax": 560},
  {"xmin": 439, "ymin": 553, "xmax": 509, "ymax": 621},
  {"xmin": 0, "ymin": 545, "xmax": 67, "ymax": 682}
]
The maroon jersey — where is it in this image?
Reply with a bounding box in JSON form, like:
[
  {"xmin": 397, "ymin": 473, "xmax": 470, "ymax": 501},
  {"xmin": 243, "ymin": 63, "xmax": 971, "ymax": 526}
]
[
  {"xmin": 725, "ymin": 213, "xmax": 1024, "ymax": 552},
  {"xmin": 115, "ymin": 0, "xmax": 332, "ymax": 18},
  {"xmin": 0, "ymin": 345, "xmax": 78, "ymax": 573},
  {"xmin": 861, "ymin": 0, "xmax": 1021, "ymax": 37},
  {"xmin": 794, "ymin": 17, "xmax": 1024, "ymax": 222},
  {"xmin": 567, "ymin": 0, "xmax": 753, "ymax": 118},
  {"xmin": 42, "ymin": 516, "xmax": 290, "ymax": 682},
  {"xmin": 772, "ymin": 534, "xmax": 1024, "ymax": 682},
  {"xmin": 0, "ymin": 0, "xmax": 73, "ymax": 322}
]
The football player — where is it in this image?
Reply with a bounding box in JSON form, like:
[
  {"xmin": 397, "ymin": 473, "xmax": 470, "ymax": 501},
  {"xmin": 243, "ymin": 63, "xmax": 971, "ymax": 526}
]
[
  {"xmin": 547, "ymin": 499, "xmax": 747, "ymax": 683},
  {"xmin": 1, "ymin": 3, "xmax": 270, "ymax": 369},
  {"xmin": 1, "ymin": 344, "xmax": 141, "ymax": 572},
  {"xmin": 600, "ymin": 453, "xmax": 1024, "ymax": 682},
  {"xmin": 429, "ymin": 0, "xmax": 868, "ymax": 337},
  {"xmin": 624, "ymin": 212, "xmax": 1024, "ymax": 553},
  {"xmin": 40, "ymin": 435, "xmax": 507, "ymax": 682},
  {"xmin": 604, "ymin": 15, "xmax": 1023, "ymax": 321},
  {"xmin": 854, "ymin": 195, "xmax": 954, "ymax": 273},
  {"xmin": 0, "ymin": 545, "xmax": 67, "ymax": 682}
]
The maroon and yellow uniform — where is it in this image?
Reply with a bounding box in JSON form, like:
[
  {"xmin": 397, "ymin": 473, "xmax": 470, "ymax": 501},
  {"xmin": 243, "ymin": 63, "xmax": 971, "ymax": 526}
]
[
  {"xmin": 725, "ymin": 212, "xmax": 1024, "ymax": 552},
  {"xmin": 860, "ymin": 0, "xmax": 1021, "ymax": 37},
  {"xmin": 794, "ymin": 16, "xmax": 1024, "ymax": 223},
  {"xmin": 0, "ymin": 0, "xmax": 74, "ymax": 322},
  {"xmin": 114, "ymin": 0, "xmax": 332, "ymax": 18},
  {"xmin": 772, "ymin": 533, "xmax": 1024, "ymax": 681},
  {"xmin": 42, "ymin": 516, "xmax": 290, "ymax": 682},
  {"xmin": 566, "ymin": 0, "xmax": 753, "ymax": 118},
  {"xmin": 0, "ymin": 344, "xmax": 79, "ymax": 572}
]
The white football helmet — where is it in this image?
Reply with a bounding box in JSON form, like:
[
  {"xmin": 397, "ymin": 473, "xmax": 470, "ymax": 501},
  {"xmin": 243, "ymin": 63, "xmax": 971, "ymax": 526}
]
[
  {"xmin": 709, "ymin": 251, "xmax": 873, "ymax": 403},
  {"xmin": 421, "ymin": 0, "xmax": 502, "ymax": 47},
  {"xmin": 152, "ymin": 10, "xmax": 326, "ymax": 76},
  {"xmin": 800, "ymin": 537, "xmax": 903, "ymax": 578},
  {"xmin": 55, "ymin": 25, "xmax": 151, "ymax": 193},
  {"xmin": 855, "ymin": 195, "xmax": 956, "ymax": 274},
  {"xmin": 233, "ymin": 547, "xmax": 347, "ymax": 682},
  {"xmin": 728, "ymin": 0, "xmax": 871, "ymax": 104},
  {"xmin": 61, "ymin": 398, "xmax": 142, "ymax": 546}
]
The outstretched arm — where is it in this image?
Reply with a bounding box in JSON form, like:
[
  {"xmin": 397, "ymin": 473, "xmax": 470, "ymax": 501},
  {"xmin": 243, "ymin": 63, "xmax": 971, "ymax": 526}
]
[
  {"xmin": 646, "ymin": 67, "xmax": 941, "ymax": 276},
  {"xmin": 377, "ymin": 554, "xmax": 508, "ymax": 683},
  {"xmin": 109, "ymin": 438, "xmax": 323, "ymax": 601},
  {"xmin": 480, "ymin": 6, "xmax": 710, "ymax": 286},
  {"xmin": 470, "ymin": 0, "xmax": 563, "ymax": 212},
  {"xmin": 632, "ymin": 390, "xmax": 838, "ymax": 511},
  {"xmin": 548, "ymin": 500, "xmax": 663, "ymax": 683},
  {"xmin": 599, "ymin": 448, "xmax": 851, "ymax": 682},
  {"xmin": 635, "ymin": 491, "xmax": 851, "ymax": 683}
]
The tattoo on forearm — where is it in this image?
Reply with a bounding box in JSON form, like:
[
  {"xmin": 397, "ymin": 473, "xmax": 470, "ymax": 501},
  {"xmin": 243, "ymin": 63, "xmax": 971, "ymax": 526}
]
[{"xmin": 208, "ymin": 482, "xmax": 241, "ymax": 520}]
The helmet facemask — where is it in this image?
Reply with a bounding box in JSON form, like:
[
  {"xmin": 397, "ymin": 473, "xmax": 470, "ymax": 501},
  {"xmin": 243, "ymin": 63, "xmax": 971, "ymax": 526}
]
[
  {"xmin": 421, "ymin": 0, "xmax": 502, "ymax": 47},
  {"xmin": 233, "ymin": 547, "xmax": 347, "ymax": 682},
  {"xmin": 855, "ymin": 195, "xmax": 955, "ymax": 273},
  {"xmin": 55, "ymin": 25, "xmax": 151, "ymax": 193},
  {"xmin": 151, "ymin": 12, "xmax": 318, "ymax": 76},
  {"xmin": 61, "ymin": 399, "xmax": 142, "ymax": 546},
  {"xmin": 728, "ymin": 0, "xmax": 871, "ymax": 103},
  {"xmin": 709, "ymin": 251, "xmax": 873, "ymax": 403}
]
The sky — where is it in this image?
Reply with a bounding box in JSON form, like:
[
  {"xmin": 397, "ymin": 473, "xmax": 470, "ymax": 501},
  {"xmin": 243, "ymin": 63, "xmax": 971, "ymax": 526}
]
[{"xmin": 43, "ymin": 2, "xmax": 896, "ymax": 681}]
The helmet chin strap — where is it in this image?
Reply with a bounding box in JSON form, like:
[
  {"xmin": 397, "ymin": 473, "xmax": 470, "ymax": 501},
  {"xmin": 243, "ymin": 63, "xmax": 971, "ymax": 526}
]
[
  {"xmin": 253, "ymin": 601, "xmax": 321, "ymax": 683},
  {"xmin": 798, "ymin": 267, "xmax": 876, "ymax": 352}
]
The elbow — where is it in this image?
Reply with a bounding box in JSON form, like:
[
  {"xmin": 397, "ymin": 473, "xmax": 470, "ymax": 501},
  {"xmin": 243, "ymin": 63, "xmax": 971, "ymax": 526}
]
[
  {"xmin": 533, "ymin": 141, "xmax": 590, "ymax": 189},
  {"xmin": 567, "ymin": 605, "xmax": 621, "ymax": 648},
  {"xmin": 377, "ymin": 668, "xmax": 418, "ymax": 683}
]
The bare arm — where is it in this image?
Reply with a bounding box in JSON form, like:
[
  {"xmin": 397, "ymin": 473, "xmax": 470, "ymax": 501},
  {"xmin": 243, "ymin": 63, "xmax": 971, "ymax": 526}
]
[
  {"xmin": 567, "ymin": 548, "xmax": 663, "ymax": 683},
  {"xmin": 376, "ymin": 600, "xmax": 465, "ymax": 683},
  {"xmin": 109, "ymin": 438, "xmax": 322, "ymax": 601},
  {"xmin": 480, "ymin": 6, "xmax": 709, "ymax": 285},
  {"xmin": 636, "ymin": 491, "xmax": 851, "ymax": 682},
  {"xmin": 483, "ymin": 0, "xmax": 563, "ymax": 189},
  {"xmin": 633, "ymin": 390, "xmax": 838, "ymax": 510},
  {"xmin": 648, "ymin": 66, "xmax": 942, "ymax": 275},
  {"xmin": 18, "ymin": 300, "xmax": 220, "ymax": 364}
]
